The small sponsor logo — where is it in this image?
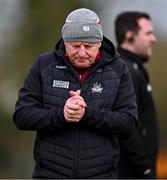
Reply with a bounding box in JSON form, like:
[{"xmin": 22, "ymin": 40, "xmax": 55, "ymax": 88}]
[
  {"xmin": 56, "ymin": 65, "xmax": 68, "ymax": 69},
  {"xmin": 53, "ymin": 80, "xmax": 69, "ymax": 89}
]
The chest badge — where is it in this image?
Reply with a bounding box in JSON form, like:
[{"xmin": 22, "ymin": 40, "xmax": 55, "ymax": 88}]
[
  {"xmin": 53, "ymin": 80, "xmax": 69, "ymax": 89},
  {"xmin": 91, "ymin": 82, "xmax": 103, "ymax": 93}
]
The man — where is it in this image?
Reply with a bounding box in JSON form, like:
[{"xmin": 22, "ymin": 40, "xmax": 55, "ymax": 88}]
[
  {"xmin": 114, "ymin": 11, "xmax": 160, "ymax": 179},
  {"xmin": 13, "ymin": 8, "xmax": 137, "ymax": 179}
]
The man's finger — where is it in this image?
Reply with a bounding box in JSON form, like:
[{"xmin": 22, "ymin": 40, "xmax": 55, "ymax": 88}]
[{"xmin": 69, "ymin": 90, "xmax": 81, "ymax": 96}]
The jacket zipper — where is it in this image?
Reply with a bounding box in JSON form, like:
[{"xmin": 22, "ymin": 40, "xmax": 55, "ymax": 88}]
[
  {"xmin": 73, "ymin": 126, "xmax": 79, "ymax": 178},
  {"xmin": 65, "ymin": 61, "xmax": 101, "ymax": 178},
  {"xmin": 73, "ymin": 75, "xmax": 82, "ymax": 178},
  {"xmin": 74, "ymin": 74, "xmax": 84, "ymax": 178}
]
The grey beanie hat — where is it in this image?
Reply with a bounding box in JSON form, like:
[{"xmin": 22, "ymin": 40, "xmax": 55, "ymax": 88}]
[{"xmin": 62, "ymin": 8, "xmax": 103, "ymax": 42}]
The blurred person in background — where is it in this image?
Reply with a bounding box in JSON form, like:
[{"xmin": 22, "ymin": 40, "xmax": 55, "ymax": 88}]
[
  {"xmin": 13, "ymin": 8, "xmax": 137, "ymax": 179},
  {"xmin": 114, "ymin": 11, "xmax": 160, "ymax": 179}
]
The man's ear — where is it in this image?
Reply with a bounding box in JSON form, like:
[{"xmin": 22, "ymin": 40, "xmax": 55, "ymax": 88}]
[
  {"xmin": 126, "ymin": 31, "xmax": 135, "ymax": 43},
  {"xmin": 98, "ymin": 42, "xmax": 102, "ymax": 48}
]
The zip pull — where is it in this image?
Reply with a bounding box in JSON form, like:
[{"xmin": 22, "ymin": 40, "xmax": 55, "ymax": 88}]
[{"xmin": 79, "ymin": 74, "xmax": 83, "ymax": 86}]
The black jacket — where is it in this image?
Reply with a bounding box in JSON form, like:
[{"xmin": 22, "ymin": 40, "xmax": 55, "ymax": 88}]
[
  {"xmin": 117, "ymin": 47, "xmax": 159, "ymax": 179},
  {"xmin": 13, "ymin": 37, "xmax": 137, "ymax": 179}
]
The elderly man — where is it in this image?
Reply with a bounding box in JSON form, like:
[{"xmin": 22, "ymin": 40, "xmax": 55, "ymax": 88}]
[{"xmin": 13, "ymin": 8, "xmax": 137, "ymax": 179}]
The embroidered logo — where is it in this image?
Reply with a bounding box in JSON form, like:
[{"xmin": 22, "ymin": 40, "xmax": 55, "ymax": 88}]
[
  {"xmin": 53, "ymin": 80, "xmax": 69, "ymax": 89},
  {"xmin": 83, "ymin": 26, "xmax": 90, "ymax": 31},
  {"xmin": 91, "ymin": 82, "xmax": 103, "ymax": 93},
  {"xmin": 133, "ymin": 63, "xmax": 138, "ymax": 70},
  {"xmin": 56, "ymin": 65, "xmax": 68, "ymax": 69},
  {"xmin": 96, "ymin": 68, "xmax": 102, "ymax": 72}
]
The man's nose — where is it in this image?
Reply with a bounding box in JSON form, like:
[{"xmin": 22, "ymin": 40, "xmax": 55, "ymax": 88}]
[
  {"xmin": 78, "ymin": 45, "xmax": 86, "ymax": 56},
  {"xmin": 151, "ymin": 34, "xmax": 157, "ymax": 44}
]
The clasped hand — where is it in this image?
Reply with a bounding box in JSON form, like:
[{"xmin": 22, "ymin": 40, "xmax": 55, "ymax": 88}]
[{"xmin": 64, "ymin": 90, "xmax": 87, "ymax": 123}]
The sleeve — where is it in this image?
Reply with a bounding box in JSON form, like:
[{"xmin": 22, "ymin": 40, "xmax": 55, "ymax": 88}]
[
  {"xmin": 13, "ymin": 57, "xmax": 68, "ymax": 132},
  {"xmin": 83, "ymin": 64, "xmax": 138, "ymax": 135}
]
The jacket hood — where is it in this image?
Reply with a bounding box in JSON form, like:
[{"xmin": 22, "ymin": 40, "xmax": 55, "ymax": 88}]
[
  {"xmin": 54, "ymin": 36, "xmax": 120, "ymax": 64},
  {"xmin": 101, "ymin": 36, "xmax": 119, "ymax": 60}
]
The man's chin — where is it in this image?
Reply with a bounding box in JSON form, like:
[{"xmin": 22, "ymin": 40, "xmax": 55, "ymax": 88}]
[
  {"xmin": 77, "ymin": 67, "xmax": 89, "ymax": 70},
  {"xmin": 74, "ymin": 64, "xmax": 90, "ymax": 69}
]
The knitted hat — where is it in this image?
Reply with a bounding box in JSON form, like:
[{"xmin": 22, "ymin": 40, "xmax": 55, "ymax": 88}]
[{"xmin": 61, "ymin": 8, "xmax": 103, "ymax": 42}]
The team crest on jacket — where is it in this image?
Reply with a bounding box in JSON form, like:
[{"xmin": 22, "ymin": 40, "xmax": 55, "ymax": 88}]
[{"xmin": 91, "ymin": 82, "xmax": 103, "ymax": 93}]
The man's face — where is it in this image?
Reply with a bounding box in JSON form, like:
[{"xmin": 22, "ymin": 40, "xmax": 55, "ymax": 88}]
[
  {"xmin": 132, "ymin": 18, "xmax": 157, "ymax": 58},
  {"xmin": 64, "ymin": 41, "xmax": 101, "ymax": 69}
]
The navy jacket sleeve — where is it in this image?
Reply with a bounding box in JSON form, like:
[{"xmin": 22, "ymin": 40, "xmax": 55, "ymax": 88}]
[
  {"xmin": 13, "ymin": 57, "xmax": 68, "ymax": 132},
  {"xmin": 84, "ymin": 63, "xmax": 138, "ymax": 135}
]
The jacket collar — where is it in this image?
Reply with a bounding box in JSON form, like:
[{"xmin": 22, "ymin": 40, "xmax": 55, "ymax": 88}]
[
  {"xmin": 117, "ymin": 47, "xmax": 148, "ymax": 65},
  {"xmin": 117, "ymin": 47, "xmax": 149, "ymax": 81}
]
